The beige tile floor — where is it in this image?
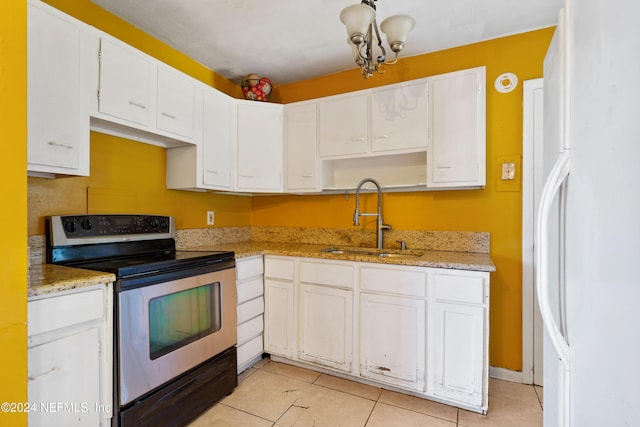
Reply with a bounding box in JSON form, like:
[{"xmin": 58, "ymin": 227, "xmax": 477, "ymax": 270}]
[{"xmin": 190, "ymin": 359, "xmax": 543, "ymax": 427}]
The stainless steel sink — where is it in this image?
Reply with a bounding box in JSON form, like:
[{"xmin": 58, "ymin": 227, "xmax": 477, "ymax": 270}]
[{"xmin": 320, "ymin": 247, "xmax": 423, "ymax": 258}]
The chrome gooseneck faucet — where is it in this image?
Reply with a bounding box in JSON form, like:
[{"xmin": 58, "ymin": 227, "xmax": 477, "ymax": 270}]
[{"xmin": 353, "ymin": 178, "xmax": 392, "ymax": 249}]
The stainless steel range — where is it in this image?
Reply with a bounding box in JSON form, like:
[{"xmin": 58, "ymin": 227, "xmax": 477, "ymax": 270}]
[{"xmin": 46, "ymin": 214, "xmax": 237, "ymax": 427}]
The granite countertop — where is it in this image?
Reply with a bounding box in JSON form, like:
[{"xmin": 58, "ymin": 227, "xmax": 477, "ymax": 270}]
[
  {"xmin": 185, "ymin": 241, "xmax": 496, "ymax": 272},
  {"xmin": 27, "ymin": 240, "xmax": 494, "ymax": 299},
  {"xmin": 28, "ymin": 264, "xmax": 116, "ymax": 299}
]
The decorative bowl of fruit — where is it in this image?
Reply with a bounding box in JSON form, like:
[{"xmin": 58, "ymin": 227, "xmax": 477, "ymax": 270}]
[{"xmin": 240, "ymin": 73, "xmax": 272, "ymax": 102}]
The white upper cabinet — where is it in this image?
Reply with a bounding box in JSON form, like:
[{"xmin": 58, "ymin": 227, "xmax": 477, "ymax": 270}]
[
  {"xmin": 27, "ymin": 0, "xmax": 95, "ymax": 177},
  {"xmin": 284, "ymin": 102, "xmax": 321, "ymax": 192},
  {"xmin": 97, "ymin": 35, "xmax": 152, "ymax": 127},
  {"xmin": 236, "ymin": 101, "xmax": 284, "ymax": 192},
  {"xmin": 370, "ymin": 81, "xmax": 429, "ymax": 153},
  {"xmin": 93, "ymin": 34, "xmax": 200, "ymax": 147},
  {"xmin": 318, "ymin": 94, "xmax": 368, "ymax": 157},
  {"xmin": 156, "ymin": 66, "xmax": 196, "ymax": 139},
  {"xmin": 202, "ymin": 88, "xmax": 235, "ymax": 190},
  {"xmin": 165, "ymin": 85, "xmax": 235, "ymax": 191},
  {"xmin": 427, "ymin": 67, "xmax": 486, "ymax": 188}
]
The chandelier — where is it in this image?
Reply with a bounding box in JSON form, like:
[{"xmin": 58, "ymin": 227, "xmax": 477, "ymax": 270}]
[{"xmin": 340, "ymin": 0, "xmax": 415, "ymax": 78}]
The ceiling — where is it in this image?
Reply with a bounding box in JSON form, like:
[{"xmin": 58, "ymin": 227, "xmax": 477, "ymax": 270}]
[{"xmin": 90, "ymin": 0, "xmax": 563, "ymax": 85}]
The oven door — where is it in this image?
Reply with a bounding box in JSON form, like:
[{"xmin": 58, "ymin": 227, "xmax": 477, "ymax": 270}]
[{"xmin": 118, "ymin": 267, "xmax": 236, "ymax": 405}]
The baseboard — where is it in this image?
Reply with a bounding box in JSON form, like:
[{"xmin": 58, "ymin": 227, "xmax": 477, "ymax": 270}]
[{"xmin": 489, "ymin": 366, "xmax": 524, "ymax": 383}]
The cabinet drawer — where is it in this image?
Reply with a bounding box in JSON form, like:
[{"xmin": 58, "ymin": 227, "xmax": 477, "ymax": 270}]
[
  {"xmin": 237, "ymin": 335, "xmax": 263, "ymax": 371},
  {"xmin": 299, "ymin": 260, "xmax": 354, "ymax": 289},
  {"xmin": 237, "ymin": 277, "xmax": 264, "ymax": 305},
  {"xmin": 361, "ymin": 265, "xmax": 427, "ymax": 297},
  {"xmin": 238, "ymin": 315, "xmax": 264, "ymax": 345},
  {"xmin": 264, "ymin": 257, "xmax": 295, "ymax": 280},
  {"xmin": 237, "ymin": 296, "xmax": 264, "ymax": 324},
  {"xmin": 28, "ymin": 287, "xmax": 104, "ymax": 337},
  {"xmin": 237, "ymin": 256, "xmax": 264, "ymax": 281},
  {"xmin": 433, "ymin": 271, "xmax": 487, "ymax": 305}
]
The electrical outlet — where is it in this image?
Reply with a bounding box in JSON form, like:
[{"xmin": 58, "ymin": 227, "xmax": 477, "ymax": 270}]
[{"xmin": 207, "ymin": 211, "xmax": 215, "ymax": 225}]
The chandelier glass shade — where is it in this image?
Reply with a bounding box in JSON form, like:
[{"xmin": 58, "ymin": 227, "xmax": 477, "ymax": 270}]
[{"xmin": 340, "ymin": 0, "xmax": 415, "ymax": 78}]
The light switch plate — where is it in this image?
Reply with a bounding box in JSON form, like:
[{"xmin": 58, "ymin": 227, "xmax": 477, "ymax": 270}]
[{"xmin": 207, "ymin": 211, "xmax": 215, "ymax": 225}]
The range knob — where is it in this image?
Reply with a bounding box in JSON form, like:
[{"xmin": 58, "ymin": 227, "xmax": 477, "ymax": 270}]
[
  {"xmin": 64, "ymin": 220, "xmax": 78, "ymax": 233},
  {"xmin": 159, "ymin": 218, "xmax": 168, "ymax": 229},
  {"xmin": 81, "ymin": 219, "xmax": 93, "ymax": 231},
  {"xmin": 149, "ymin": 218, "xmax": 158, "ymax": 228}
]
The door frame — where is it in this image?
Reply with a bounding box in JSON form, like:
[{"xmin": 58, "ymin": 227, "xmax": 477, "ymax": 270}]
[{"xmin": 522, "ymin": 78, "xmax": 544, "ymax": 386}]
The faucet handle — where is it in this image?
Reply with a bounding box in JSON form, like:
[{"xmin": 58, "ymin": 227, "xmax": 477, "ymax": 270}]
[
  {"xmin": 353, "ymin": 208, "xmax": 360, "ymax": 226},
  {"xmin": 396, "ymin": 240, "xmax": 407, "ymax": 250}
]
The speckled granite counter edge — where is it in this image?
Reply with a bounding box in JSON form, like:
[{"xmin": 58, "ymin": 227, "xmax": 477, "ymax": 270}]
[
  {"xmin": 186, "ymin": 241, "xmax": 496, "ymax": 272},
  {"xmin": 28, "ymin": 264, "xmax": 115, "ymax": 299}
]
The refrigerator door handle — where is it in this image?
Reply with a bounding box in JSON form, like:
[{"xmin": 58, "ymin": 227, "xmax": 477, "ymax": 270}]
[{"xmin": 536, "ymin": 150, "xmax": 572, "ymax": 369}]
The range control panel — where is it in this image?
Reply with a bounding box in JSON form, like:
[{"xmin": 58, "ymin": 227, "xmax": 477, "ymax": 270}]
[
  {"xmin": 48, "ymin": 214, "xmax": 175, "ymax": 246},
  {"xmin": 60, "ymin": 215, "xmax": 171, "ymax": 237}
]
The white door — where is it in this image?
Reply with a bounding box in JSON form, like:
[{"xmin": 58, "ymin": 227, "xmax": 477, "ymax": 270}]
[
  {"xmin": 298, "ymin": 283, "xmax": 353, "ymax": 372},
  {"xmin": 370, "ymin": 81, "xmax": 429, "ymax": 153},
  {"xmin": 432, "ymin": 301, "xmax": 485, "ymax": 406},
  {"xmin": 360, "ymin": 293, "xmax": 425, "ymax": 391},
  {"xmin": 29, "ymin": 328, "xmax": 101, "ymax": 427},
  {"xmin": 203, "ymin": 88, "xmax": 234, "ymax": 190},
  {"xmin": 318, "ymin": 94, "xmax": 368, "ymax": 157},
  {"xmin": 98, "ymin": 36, "xmax": 152, "ymax": 127},
  {"xmin": 156, "ymin": 66, "xmax": 195, "ymax": 139},
  {"xmin": 236, "ymin": 101, "xmax": 283, "ymax": 192},
  {"xmin": 285, "ymin": 102, "xmax": 320, "ymax": 191},
  {"xmin": 522, "ymin": 78, "xmax": 545, "ymax": 386},
  {"xmin": 263, "ymin": 279, "xmax": 295, "ymax": 358}
]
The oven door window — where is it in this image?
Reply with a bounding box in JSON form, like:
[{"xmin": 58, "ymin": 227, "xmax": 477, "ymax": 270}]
[{"xmin": 148, "ymin": 282, "xmax": 221, "ymax": 360}]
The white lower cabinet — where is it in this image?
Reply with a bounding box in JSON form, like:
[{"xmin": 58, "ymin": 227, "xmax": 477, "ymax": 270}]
[
  {"xmin": 299, "ymin": 283, "xmax": 353, "ymax": 372},
  {"xmin": 429, "ymin": 269, "xmax": 489, "ymax": 408},
  {"xmin": 360, "ymin": 293, "xmax": 425, "ymax": 391},
  {"xmin": 27, "ymin": 284, "xmax": 113, "ymax": 426},
  {"xmin": 236, "ymin": 256, "xmax": 265, "ymax": 373},
  {"xmin": 262, "ymin": 255, "xmax": 490, "ymax": 413},
  {"xmin": 263, "ymin": 256, "xmax": 296, "ymax": 358}
]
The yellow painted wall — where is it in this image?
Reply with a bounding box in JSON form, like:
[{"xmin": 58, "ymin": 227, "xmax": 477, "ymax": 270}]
[
  {"xmin": 1, "ymin": 0, "xmax": 28, "ymax": 425},
  {"xmin": 257, "ymin": 29, "xmax": 555, "ymax": 371}
]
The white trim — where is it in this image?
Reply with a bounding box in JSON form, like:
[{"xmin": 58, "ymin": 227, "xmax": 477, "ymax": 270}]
[
  {"xmin": 522, "ymin": 78, "xmax": 544, "ymax": 386},
  {"xmin": 489, "ymin": 366, "xmax": 523, "ymax": 383}
]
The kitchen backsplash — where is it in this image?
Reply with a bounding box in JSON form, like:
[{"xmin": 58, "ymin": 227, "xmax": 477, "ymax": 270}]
[{"xmin": 28, "ymin": 226, "xmax": 489, "ymax": 267}]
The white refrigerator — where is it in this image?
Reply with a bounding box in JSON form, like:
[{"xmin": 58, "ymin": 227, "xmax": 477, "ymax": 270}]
[{"xmin": 537, "ymin": 0, "xmax": 640, "ymax": 426}]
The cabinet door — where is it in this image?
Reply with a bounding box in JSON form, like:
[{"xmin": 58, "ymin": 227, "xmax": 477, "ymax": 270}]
[
  {"xmin": 285, "ymin": 103, "xmax": 320, "ymax": 192},
  {"xmin": 432, "ymin": 301, "xmax": 485, "ymax": 406},
  {"xmin": 371, "ymin": 82, "xmax": 429, "ymax": 153},
  {"xmin": 237, "ymin": 102, "xmax": 283, "ymax": 192},
  {"xmin": 156, "ymin": 66, "xmax": 196, "ymax": 139},
  {"xmin": 28, "ymin": 328, "xmax": 101, "ymax": 427},
  {"xmin": 360, "ymin": 293, "xmax": 426, "ymax": 391},
  {"xmin": 98, "ymin": 36, "xmax": 152, "ymax": 127},
  {"xmin": 298, "ymin": 283, "xmax": 353, "ymax": 372},
  {"xmin": 263, "ymin": 279, "xmax": 295, "ymax": 358},
  {"xmin": 203, "ymin": 88, "xmax": 234, "ymax": 189},
  {"xmin": 27, "ymin": 0, "xmax": 91, "ymax": 176},
  {"xmin": 427, "ymin": 67, "xmax": 486, "ymax": 187},
  {"xmin": 318, "ymin": 94, "xmax": 368, "ymax": 157}
]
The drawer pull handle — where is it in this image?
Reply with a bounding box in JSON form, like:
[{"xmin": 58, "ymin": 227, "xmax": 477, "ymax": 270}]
[
  {"xmin": 28, "ymin": 367, "xmax": 58, "ymax": 381},
  {"xmin": 161, "ymin": 111, "xmax": 177, "ymax": 119},
  {"xmin": 47, "ymin": 141, "xmax": 73, "ymax": 149},
  {"xmin": 239, "ymin": 174, "xmax": 254, "ymax": 178},
  {"xmin": 206, "ymin": 169, "xmax": 219, "ymax": 174},
  {"xmin": 374, "ymin": 134, "xmax": 389, "ymax": 139},
  {"xmin": 374, "ymin": 366, "xmax": 391, "ymax": 372},
  {"xmin": 302, "ymin": 174, "xmax": 314, "ymax": 178},
  {"xmin": 351, "ymin": 136, "xmax": 365, "ymax": 142},
  {"xmin": 128, "ymin": 100, "xmax": 146, "ymax": 109}
]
